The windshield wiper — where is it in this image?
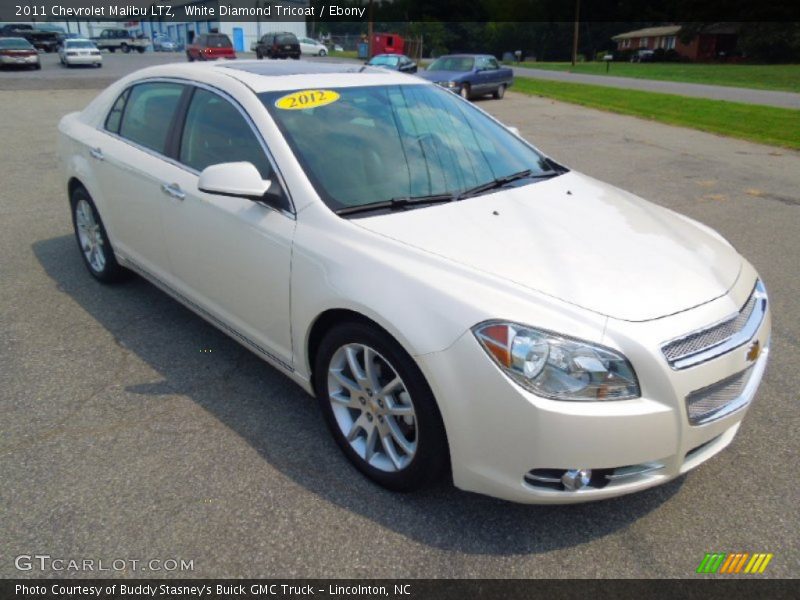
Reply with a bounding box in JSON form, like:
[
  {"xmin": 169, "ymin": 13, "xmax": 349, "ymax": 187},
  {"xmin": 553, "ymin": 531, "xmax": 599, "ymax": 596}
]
[
  {"xmin": 457, "ymin": 168, "xmax": 561, "ymax": 201},
  {"xmin": 335, "ymin": 193, "xmax": 455, "ymax": 217}
]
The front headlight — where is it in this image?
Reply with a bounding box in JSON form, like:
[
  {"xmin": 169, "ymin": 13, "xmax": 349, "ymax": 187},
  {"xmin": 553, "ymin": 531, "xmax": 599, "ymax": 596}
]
[{"xmin": 473, "ymin": 322, "xmax": 640, "ymax": 401}]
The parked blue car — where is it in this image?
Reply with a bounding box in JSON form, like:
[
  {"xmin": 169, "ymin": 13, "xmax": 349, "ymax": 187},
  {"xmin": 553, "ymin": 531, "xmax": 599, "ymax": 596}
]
[{"xmin": 417, "ymin": 54, "xmax": 513, "ymax": 100}]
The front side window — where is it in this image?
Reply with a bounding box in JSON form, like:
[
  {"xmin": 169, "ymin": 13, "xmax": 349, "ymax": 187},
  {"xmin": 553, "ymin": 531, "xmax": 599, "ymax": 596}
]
[
  {"xmin": 262, "ymin": 84, "xmax": 559, "ymax": 212},
  {"xmin": 179, "ymin": 88, "xmax": 271, "ymax": 179},
  {"xmin": 118, "ymin": 82, "xmax": 184, "ymax": 154}
]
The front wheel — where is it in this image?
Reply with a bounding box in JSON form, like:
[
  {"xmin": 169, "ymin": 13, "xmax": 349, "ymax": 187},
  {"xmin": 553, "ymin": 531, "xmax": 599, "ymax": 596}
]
[
  {"xmin": 459, "ymin": 84, "xmax": 471, "ymax": 100},
  {"xmin": 318, "ymin": 49, "xmax": 327, "ymax": 57},
  {"xmin": 70, "ymin": 187, "xmax": 129, "ymax": 283},
  {"xmin": 136, "ymin": 47, "xmax": 145, "ymax": 54},
  {"xmin": 108, "ymin": 47, "xmax": 115, "ymax": 53},
  {"xmin": 493, "ymin": 84, "xmax": 506, "ymax": 99},
  {"xmin": 186, "ymin": 52, "xmax": 194, "ymax": 62},
  {"xmin": 314, "ymin": 322, "xmax": 449, "ymax": 492},
  {"xmin": 256, "ymin": 49, "xmax": 262, "ymax": 59},
  {"xmin": 121, "ymin": 43, "xmax": 130, "ymax": 54}
]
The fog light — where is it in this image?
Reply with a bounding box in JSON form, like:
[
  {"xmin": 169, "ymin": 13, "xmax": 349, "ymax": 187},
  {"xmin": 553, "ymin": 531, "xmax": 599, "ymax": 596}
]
[{"xmin": 562, "ymin": 469, "xmax": 591, "ymax": 491}]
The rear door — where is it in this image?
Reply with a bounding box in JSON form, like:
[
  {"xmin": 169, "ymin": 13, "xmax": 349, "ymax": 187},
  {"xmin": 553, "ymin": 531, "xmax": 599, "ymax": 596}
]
[
  {"xmin": 91, "ymin": 81, "xmax": 188, "ymax": 279},
  {"xmin": 157, "ymin": 86, "xmax": 296, "ymax": 365}
]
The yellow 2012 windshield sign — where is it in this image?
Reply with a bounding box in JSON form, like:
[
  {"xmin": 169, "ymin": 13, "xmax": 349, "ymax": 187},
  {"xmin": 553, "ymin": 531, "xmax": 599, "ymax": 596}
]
[{"xmin": 275, "ymin": 90, "xmax": 340, "ymax": 110}]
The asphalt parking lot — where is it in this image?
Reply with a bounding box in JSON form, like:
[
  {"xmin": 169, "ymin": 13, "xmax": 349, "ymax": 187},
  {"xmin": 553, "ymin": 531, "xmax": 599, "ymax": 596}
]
[{"xmin": 1, "ymin": 54, "xmax": 799, "ymax": 578}]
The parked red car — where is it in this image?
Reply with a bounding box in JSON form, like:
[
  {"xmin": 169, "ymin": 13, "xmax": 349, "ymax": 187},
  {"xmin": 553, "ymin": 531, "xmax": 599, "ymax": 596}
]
[{"xmin": 186, "ymin": 33, "xmax": 236, "ymax": 62}]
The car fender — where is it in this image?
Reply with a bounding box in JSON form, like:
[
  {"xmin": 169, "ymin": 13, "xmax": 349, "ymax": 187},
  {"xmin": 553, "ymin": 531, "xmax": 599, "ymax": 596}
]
[{"xmin": 290, "ymin": 204, "xmax": 608, "ymax": 380}]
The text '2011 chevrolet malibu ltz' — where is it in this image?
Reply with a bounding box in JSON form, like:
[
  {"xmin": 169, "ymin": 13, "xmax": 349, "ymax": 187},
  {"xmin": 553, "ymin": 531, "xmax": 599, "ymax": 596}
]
[{"xmin": 58, "ymin": 61, "xmax": 771, "ymax": 503}]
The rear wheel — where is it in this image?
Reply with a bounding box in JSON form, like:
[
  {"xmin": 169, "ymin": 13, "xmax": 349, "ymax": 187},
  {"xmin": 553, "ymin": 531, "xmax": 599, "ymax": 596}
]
[
  {"xmin": 108, "ymin": 48, "xmax": 115, "ymax": 53},
  {"xmin": 314, "ymin": 322, "xmax": 449, "ymax": 492},
  {"xmin": 70, "ymin": 187, "xmax": 129, "ymax": 283},
  {"xmin": 186, "ymin": 51, "xmax": 194, "ymax": 62},
  {"xmin": 493, "ymin": 84, "xmax": 506, "ymax": 100},
  {"xmin": 121, "ymin": 43, "xmax": 130, "ymax": 54},
  {"xmin": 136, "ymin": 47, "xmax": 145, "ymax": 54},
  {"xmin": 318, "ymin": 49, "xmax": 327, "ymax": 57},
  {"xmin": 256, "ymin": 49, "xmax": 263, "ymax": 59}
]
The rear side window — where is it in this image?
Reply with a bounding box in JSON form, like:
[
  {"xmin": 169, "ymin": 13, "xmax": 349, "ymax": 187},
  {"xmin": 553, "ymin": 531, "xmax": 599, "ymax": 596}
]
[
  {"xmin": 179, "ymin": 88, "xmax": 271, "ymax": 178},
  {"xmin": 118, "ymin": 82, "xmax": 184, "ymax": 154},
  {"xmin": 105, "ymin": 88, "xmax": 130, "ymax": 134}
]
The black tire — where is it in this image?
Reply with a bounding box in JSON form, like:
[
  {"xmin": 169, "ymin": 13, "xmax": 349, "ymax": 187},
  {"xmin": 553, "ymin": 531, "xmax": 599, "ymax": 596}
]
[
  {"xmin": 318, "ymin": 49, "xmax": 327, "ymax": 57},
  {"xmin": 96, "ymin": 63, "xmax": 102, "ymax": 68},
  {"xmin": 493, "ymin": 84, "xmax": 506, "ymax": 100},
  {"xmin": 69, "ymin": 187, "xmax": 130, "ymax": 284},
  {"xmin": 108, "ymin": 48, "xmax": 115, "ymax": 53},
  {"xmin": 137, "ymin": 47, "xmax": 145, "ymax": 54},
  {"xmin": 459, "ymin": 83, "xmax": 471, "ymax": 100},
  {"xmin": 121, "ymin": 43, "xmax": 130, "ymax": 54},
  {"xmin": 187, "ymin": 52, "xmax": 194, "ymax": 62},
  {"xmin": 313, "ymin": 321, "xmax": 449, "ymax": 492},
  {"xmin": 34, "ymin": 63, "xmax": 41, "ymax": 70}
]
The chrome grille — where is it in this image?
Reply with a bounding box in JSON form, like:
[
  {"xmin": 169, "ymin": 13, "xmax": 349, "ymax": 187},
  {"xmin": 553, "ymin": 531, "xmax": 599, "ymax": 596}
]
[
  {"xmin": 685, "ymin": 366, "xmax": 753, "ymax": 425},
  {"xmin": 662, "ymin": 281, "xmax": 766, "ymax": 369}
]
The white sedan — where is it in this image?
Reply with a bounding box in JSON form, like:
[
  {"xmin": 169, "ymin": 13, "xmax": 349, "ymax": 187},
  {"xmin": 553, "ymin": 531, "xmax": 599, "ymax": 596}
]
[
  {"xmin": 299, "ymin": 37, "xmax": 328, "ymax": 56},
  {"xmin": 59, "ymin": 38, "xmax": 102, "ymax": 68},
  {"xmin": 58, "ymin": 61, "xmax": 771, "ymax": 504}
]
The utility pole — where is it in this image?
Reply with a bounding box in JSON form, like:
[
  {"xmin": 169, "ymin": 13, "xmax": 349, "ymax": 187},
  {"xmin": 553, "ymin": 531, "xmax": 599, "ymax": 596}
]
[
  {"xmin": 367, "ymin": 0, "xmax": 374, "ymax": 58},
  {"xmin": 571, "ymin": 0, "xmax": 580, "ymax": 66}
]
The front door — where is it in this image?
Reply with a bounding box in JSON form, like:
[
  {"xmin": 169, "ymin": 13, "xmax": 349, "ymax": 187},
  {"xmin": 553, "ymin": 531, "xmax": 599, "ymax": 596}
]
[{"xmin": 158, "ymin": 87, "xmax": 295, "ymax": 365}]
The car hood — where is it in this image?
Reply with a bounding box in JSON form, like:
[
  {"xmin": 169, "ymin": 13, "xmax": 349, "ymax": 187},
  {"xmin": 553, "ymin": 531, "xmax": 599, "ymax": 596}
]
[
  {"xmin": 417, "ymin": 70, "xmax": 465, "ymax": 81},
  {"xmin": 353, "ymin": 172, "xmax": 742, "ymax": 322}
]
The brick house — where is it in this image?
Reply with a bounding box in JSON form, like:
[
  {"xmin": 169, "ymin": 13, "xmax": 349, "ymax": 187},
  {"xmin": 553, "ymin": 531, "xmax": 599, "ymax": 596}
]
[{"xmin": 612, "ymin": 24, "xmax": 739, "ymax": 61}]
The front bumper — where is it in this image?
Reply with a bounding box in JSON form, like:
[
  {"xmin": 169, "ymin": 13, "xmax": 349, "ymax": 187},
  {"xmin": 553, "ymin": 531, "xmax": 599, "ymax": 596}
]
[{"xmin": 417, "ymin": 276, "xmax": 771, "ymax": 504}]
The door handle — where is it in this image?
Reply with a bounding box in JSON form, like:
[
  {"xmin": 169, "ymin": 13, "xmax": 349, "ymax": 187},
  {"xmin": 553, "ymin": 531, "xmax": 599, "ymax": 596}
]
[
  {"xmin": 89, "ymin": 147, "xmax": 104, "ymax": 160},
  {"xmin": 161, "ymin": 183, "xmax": 186, "ymax": 200}
]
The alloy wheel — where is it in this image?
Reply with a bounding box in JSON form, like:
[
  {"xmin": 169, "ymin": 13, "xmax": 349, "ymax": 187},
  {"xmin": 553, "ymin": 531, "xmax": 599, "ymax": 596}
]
[
  {"xmin": 327, "ymin": 343, "xmax": 417, "ymax": 472},
  {"xmin": 75, "ymin": 198, "xmax": 106, "ymax": 273}
]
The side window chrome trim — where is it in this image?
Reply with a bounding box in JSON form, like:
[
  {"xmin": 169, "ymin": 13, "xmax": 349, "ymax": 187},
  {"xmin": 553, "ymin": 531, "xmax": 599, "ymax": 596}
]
[{"xmin": 96, "ymin": 76, "xmax": 296, "ymax": 219}]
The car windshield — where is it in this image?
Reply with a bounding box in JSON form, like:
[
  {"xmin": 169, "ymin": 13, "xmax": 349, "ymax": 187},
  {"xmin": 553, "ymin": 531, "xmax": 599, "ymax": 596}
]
[
  {"xmin": 206, "ymin": 35, "xmax": 231, "ymax": 48},
  {"xmin": 370, "ymin": 55, "xmax": 400, "ymax": 66},
  {"xmin": 0, "ymin": 38, "xmax": 33, "ymax": 49},
  {"xmin": 261, "ymin": 84, "xmax": 561, "ymax": 213},
  {"xmin": 276, "ymin": 34, "xmax": 297, "ymax": 44},
  {"xmin": 66, "ymin": 41, "xmax": 96, "ymax": 49},
  {"xmin": 428, "ymin": 56, "xmax": 474, "ymax": 72}
]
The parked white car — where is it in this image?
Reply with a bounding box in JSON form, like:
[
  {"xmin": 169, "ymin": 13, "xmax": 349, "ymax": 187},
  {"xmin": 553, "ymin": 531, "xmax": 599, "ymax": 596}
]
[
  {"xmin": 299, "ymin": 37, "xmax": 328, "ymax": 56},
  {"xmin": 58, "ymin": 62, "xmax": 771, "ymax": 503},
  {"xmin": 59, "ymin": 38, "xmax": 102, "ymax": 67}
]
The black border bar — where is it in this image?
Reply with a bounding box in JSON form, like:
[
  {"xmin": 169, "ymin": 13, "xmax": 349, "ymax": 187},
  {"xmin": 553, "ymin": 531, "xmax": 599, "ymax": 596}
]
[{"xmin": 2, "ymin": 579, "xmax": 796, "ymax": 600}]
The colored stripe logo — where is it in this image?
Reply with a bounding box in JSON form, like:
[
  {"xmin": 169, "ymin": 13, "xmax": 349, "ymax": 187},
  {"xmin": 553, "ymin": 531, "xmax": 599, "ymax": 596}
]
[{"xmin": 696, "ymin": 553, "xmax": 773, "ymax": 574}]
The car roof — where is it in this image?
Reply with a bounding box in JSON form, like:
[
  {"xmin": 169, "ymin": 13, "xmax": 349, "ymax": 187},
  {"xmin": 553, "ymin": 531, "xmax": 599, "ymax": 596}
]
[
  {"xmin": 0, "ymin": 37, "xmax": 31, "ymax": 43},
  {"xmin": 118, "ymin": 61, "xmax": 428, "ymax": 93},
  {"xmin": 437, "ymin": 54, "xmax": 492, "ymax": 58}
]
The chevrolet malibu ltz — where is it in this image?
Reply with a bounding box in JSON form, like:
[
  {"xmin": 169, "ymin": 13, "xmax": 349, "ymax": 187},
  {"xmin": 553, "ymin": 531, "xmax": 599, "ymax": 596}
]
[{"xmin": 58, "ymin": 62, "xmax": 771, "ymax": 503}]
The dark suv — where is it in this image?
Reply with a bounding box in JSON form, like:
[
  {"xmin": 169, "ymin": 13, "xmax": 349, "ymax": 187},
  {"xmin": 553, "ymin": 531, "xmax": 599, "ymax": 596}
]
[{"xmin": 255, "ymin": 32, "xmax": 300, "ymax": 60}]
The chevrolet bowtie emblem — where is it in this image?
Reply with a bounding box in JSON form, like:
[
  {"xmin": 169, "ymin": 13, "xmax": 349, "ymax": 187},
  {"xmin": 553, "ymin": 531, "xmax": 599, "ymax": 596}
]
[{"xmin": 746, "ymin": 340, "xmax": 761, "ymax": 362}]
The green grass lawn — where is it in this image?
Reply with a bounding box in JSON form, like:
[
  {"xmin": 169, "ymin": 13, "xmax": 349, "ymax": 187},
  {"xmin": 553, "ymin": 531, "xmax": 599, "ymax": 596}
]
[
  {"xmin": 506, "ymin": 62, "xmax": 800, "ymax": 93},
  {"xmin": 330, "ymin": 50, "xmax": 359, "ymax": 59},
  {"xmin": 513, "ymin": 77, "xmax": 800, "ymax": 150}
]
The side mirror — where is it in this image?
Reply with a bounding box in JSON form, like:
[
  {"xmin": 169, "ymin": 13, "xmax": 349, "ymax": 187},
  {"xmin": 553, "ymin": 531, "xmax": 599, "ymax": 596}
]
[
  {"xmin": 507, "ymin": 126, "xmax": 521, "ymax": 137},
  {"xmin": 198, "ymin": 162, "xmax": 270, "ymax": 201}
]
